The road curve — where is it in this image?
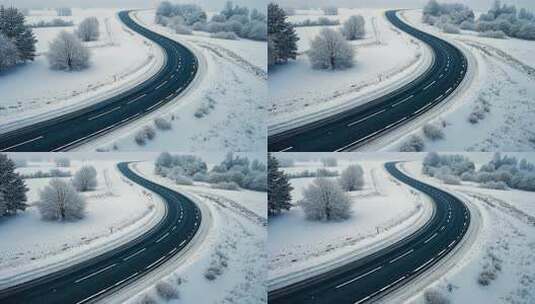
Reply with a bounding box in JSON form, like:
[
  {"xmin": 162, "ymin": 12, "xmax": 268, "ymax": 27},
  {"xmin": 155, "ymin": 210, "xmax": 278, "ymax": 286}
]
[
  {"xmin": 268, "ymin": 162, "xmax": 470, "ymax": 304},
  {"xmin": 0, "ymin": 162, "xmax": 202, "ymax": 304},
  {"xmin": 268, "ymin": 10, "xmax": 467, "ymax": 152},
  {"xmin": 0, "ymin": 11, "xmax": 197, "ymax": 152}
]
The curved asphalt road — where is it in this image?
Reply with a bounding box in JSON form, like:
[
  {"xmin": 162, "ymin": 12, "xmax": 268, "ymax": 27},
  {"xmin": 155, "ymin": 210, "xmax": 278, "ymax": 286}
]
[
  {"xmin": 0, "ymin": 11, "xmax": 197, "ymax": 152},
  {"xmin": 0, "ymin": 162, "xmax": 201, "ymax": 304},
  {"xmin": 269, "ymin": 10, "xmax": 468, "ymax": 152},
  {"xmin": 268, "ymin": 162, "xmax": 471, "ymax": 304}
]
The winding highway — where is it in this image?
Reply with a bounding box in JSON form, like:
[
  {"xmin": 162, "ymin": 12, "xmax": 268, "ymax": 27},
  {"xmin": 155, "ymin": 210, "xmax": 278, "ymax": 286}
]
[
  {"xmin": 268, "ymin": 10, "xmax": 468, "ymax": 152},
  {"xmin": 0, "ymin": 11, "xmax": 197, "ymax": 152},
  {"xmin": 0, "ymin": 162, "xmax": 202, "ymax": 304},
  {"xmin": 268, "ymin": 162, "xmax": 471, "ymax": 304}
]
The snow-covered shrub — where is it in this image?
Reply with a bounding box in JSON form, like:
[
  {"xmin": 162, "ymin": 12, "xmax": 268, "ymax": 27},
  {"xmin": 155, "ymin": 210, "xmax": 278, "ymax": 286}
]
[
  {"xmin": 459, "ymin": 20, "xmax": 476, "ymax": 30},
  {"xmin": 155, "ymin": 281, "xmax": 179, "ymax": 300},
  {"xmin": 21, "ymin": 169, "xmax": 71, "ymax": 179},
  {"xmin": 338, "ymin": 165, "xmax": 364, "ymax": 191},
  {"xmin": 211, "ymin": 31, "xmax": 238, "ymax": 40},
  {"xmin": 422, "ymin": 123, "xmax": 445, "ymax": 140},
  {"xmin": 37, "ymin": 179, "xmax": 86, "ymax": 221},
  {"xmin": 154, "ymin": 118, "xmax": 172, "ymax": 130},
  {"xmin": 322, "ymin": 6, "xmax": 338, "ymax": 16},
  {"xmin": 155, "ymin": 2, "xmax": 207, "ymax": 26},
  {"xmin": 242, "ymin": 20, "xmax": 267, "ymax": 40},
  {"xmin": 293, "ymin": 18, "xmax": 340, "ymax": 27},
  {"xmin": 301, "ymin": 178, "xmax": 351, "ymax": 221},
  {"xmin": 211, "ymin": 181, "xmax": 240, "ymax": 190},
  {"xmin": 0, "ymin": 33, "xmax": 19, "ymax": 71},
  {"xmin": 399, "ymin": 135, "xmax": 425, "ymax": 152},
  {"xmin": 341, "ymin": 15, "xmax": 365, "ymax": 40},
  {"xmin": 55, "ymin": 157, "xmax": 71, "ymax": 167},
  {"xmin": 308, "ymin": 28, "xmax": 354, "ymax": 70},
  {"xmin": 439, "ymin": 174, "xmax": 461, "ymax": 185},
  {"xmin": 171, "ymin": 23, "xmax": 192, "ymax": 35},
  {"xmin": 481, "ymin": 181, "xmax": 508, "ymax": 190},
  {"xmin": 47, "ymin": 31, "xmax": 90, "ymax": 71},
  {"xmin": 321, "ymin": 157, "xmax": 338, "ymax": 167},
  {"xmin": 478, "ymin": 30, "xmax": 507, "ymax": 38},
  {"xmin": 77, "ymin": 17, "xmax": 99, "ymax": 42},
  {"xmin": 171, "ymin": 173, "xmax": 193, "ymax": 185},
  {"xmin": 72, "ymin": 166, "xmax": 97, "ymax": 192},
  {"xmin": 442, "ymin": 23, "xmax": 460, "ymax": 33},
  {"xmin": 137, "ymin": 294, "xmax": 157, "ymax": 304},
  {"xmin": 134, "ymin": 126, "xmax": 156, "ymax": 145},
  {"xmin": 423, "ymin": 288, "xmax": 450, "ymax": 304},
  {"xmin": 192, "ymin": 172, "xmax": 208, "ymax": 182},
  {"xmin": 29, "ymin": 18, "xmax": 74, "ymax": 28}
]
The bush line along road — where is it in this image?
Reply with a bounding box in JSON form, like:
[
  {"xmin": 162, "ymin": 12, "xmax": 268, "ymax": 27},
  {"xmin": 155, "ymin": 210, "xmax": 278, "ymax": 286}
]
[
  {"xmin": 0, "ymin": 162, "xmax": 201, "ymax": 304},
  {"xmin": 268, "ymin": 10, "xmax": 468, "ymax": 152},
  {"xmin": 0, "ymin": 10, "xmax": 197, "ymax": 152},
  {"xmin": 268, "ymin": 162, "xmax": 471, "ymax": 304}
]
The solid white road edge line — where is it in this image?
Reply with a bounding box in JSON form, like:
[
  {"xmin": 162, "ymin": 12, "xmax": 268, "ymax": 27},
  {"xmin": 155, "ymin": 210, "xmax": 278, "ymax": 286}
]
[{"xmin": 335, "ymin": 266, "xmax": 382, "ymax": 289}]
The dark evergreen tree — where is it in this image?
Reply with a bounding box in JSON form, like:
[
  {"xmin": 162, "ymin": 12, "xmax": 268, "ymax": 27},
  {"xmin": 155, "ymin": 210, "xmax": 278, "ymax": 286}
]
[
  {"xmin": 0, "ymin": 154, "xmax": 29, "ymax": 216},
  {"xmin": 268, "ymin": 3, "xmax": 298, "ymax": 67},
  {"xmin": 0, "ymin": 6, "xmax": 36, "ymax": 62},
  {"xmin": 268, "ymin": 153, "xmax": 293, "ymax": 216}
]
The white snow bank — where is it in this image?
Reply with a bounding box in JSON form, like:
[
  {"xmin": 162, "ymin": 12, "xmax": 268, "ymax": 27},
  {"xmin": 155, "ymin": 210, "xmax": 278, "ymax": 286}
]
[
  {"xmin": 268, "ymin": 160, "xmax": 432, "ymax": 287},
  {"xmin": 0, "ymin": 160, "xmax": 164, "ymax": 289}
]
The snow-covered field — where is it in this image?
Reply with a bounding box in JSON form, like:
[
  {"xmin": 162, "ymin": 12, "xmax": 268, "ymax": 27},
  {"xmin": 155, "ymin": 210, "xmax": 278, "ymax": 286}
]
[
  {"xmin": 384, "ymin": 9, "xmax": 535, "ymax": 152},
  {"xmin": 402, "ymin": 158, "xmax": 535, "ymax": 304},
  {"xmin": 88, "ymin": 10, "xmax": 267, "ymax": 152},
  {"xmin": 0, "ymin": 8, "xmax": 158, "ymax": 128},
  {"xmin": 0, "ymin": 159, "xmax": 162, "ymax": 288},
  {"xmin": 269, "ymin": 8, "xmax": 430, "ymax": 132},
  {"xmin": 127, "ymin": 161, "xmax": 266, "ymax": 303},
  {"xmin": 268, "ymin": 159, "xmax": 432, "ymax": 286}
]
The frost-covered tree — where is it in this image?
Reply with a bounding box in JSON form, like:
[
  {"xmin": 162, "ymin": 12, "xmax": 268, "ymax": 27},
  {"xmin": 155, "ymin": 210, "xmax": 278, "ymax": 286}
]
[
  {"xmin": 0, "ymin": 154, "xmax": 28, "ymax": 216},
  {"xmin": 77, "ymin": 17, "xmax": 99, "ymax": 42},
  {"xmin": 268, "ymin": 3, "xmax": 299, "ymax": 66},
  {"xmin": 72, "ymin": 165, "xmax": 98, "ymax": 192},
  {"xmin": 308, "ymin": 28, "xmax": 354, "ymax": 70},
  {"xmin": 0, "ymin": 33, "xmax": 18, "ymax": 70},
  {"xmin": 341, "ymin": 15, "xmax": 365, "ymax": 40},
  {"xmin": 301, "ymin": 177, "xmax": 351, "ymax": 221},
  {"xmin": 37, "ymin": 179, "xmax": 86, "ymax": 221},
  {"xmin": 338, "ymin": 165, "xmax": 364, "ymax": 191},
  {"xmin": 47, "ymin": 31, "xmax": 90, "ymax": 71},
  {"xmin": 0, "ymin": 6, "xmax": 37, "ymax": 63},
  {"xmin": 268, "ymin": 153, "xmax": 293, "ymax": 216}
]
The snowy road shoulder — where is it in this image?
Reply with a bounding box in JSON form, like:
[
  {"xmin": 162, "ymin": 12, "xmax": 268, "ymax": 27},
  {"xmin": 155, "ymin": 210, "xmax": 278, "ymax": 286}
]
[
  {"xmin": 0, "ymin": 161, "xmax": 166, "ymax": 290},
  {"xmin": 268, "ymin": 160, "xmax": 434, "ymax": 291}
]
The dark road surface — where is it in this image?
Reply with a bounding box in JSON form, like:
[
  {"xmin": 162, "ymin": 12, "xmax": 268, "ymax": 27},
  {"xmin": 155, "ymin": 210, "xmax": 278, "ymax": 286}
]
[
  {"xmin": 0, "ymin": 11, "xmax": 197, "ymax": 152},
  {"xmin": 0, "ymin": 162, "xmax": 201, "ymax": 303},
  {"xmin": 269, "ymin": 10, "xmax": 467, "ymax": 152},
  {"xmin": 268, "ymin": 162, "xmax": 470, "ymax": 304}
]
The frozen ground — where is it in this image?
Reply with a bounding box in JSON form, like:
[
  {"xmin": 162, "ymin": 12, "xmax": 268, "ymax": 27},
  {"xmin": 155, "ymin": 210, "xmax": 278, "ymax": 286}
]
[
  {"xmin": 403, "ymin": 159, "xmax": 535, "ymax": 304},
  {"xmin": 0, "ymin": 8, "xmax": 158, "ymax": 128},
  {"xmin": 269, "ymin": 8, "xmax": 430, "ymax": 132},
  {"xmin": 385, "ymin": 10, "xmax": 535, "ymax": 152},
  {"xmin": 88, "ymin": 10, "xmax": 266, "ymax": 152},
  {"xmin": 126, "ymin": 161, "xmax": 266, "ymax": 304},
  {"xmin": 268, "ymin": 159, "xmax": 432, "ymax": 286},
  {"xmin": 0, "ymin": 160, "xmax": 162, "ymax": 288}
]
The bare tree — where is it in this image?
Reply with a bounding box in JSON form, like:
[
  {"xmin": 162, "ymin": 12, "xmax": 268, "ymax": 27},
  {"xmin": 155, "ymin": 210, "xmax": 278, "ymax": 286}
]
[
  {"xmin": 308, "ymin": 28, "xmax": 354, "ymax": 70},
  {"xmin": 37, "ymin": 179, "xmax": 86, "ymax": 221},
  {"xmin": 47, "ymin": 30, "xmax": 90, "ymax": 71},
  {"xmin": 72, "ymin": 166, "xmax": 98, "ymax": 192},
  {"xmin": 77, "ymin": 17, "xmax": 100, "ymax": 42},
  {"xmin": 341, "ymin": 15, "xmax": 365, "ymax": 40},
  {"xmin": 301, "ymin": 177, "xmax": 351, "ymax": 221},
  {"xmin": 338, "ymin": 165, "xmax": 364, "ymax": 191}
]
